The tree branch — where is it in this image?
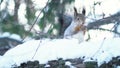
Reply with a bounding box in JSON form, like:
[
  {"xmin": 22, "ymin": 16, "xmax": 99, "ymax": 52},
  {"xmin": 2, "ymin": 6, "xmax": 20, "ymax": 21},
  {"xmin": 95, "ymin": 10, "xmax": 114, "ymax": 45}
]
[
  {"xmin": 92, "ymin": 27, "xmax": 120, "ymax": 36},
  {"xmin": 87, "ymin": 12, "xmax": 120, "ymax": 29}
]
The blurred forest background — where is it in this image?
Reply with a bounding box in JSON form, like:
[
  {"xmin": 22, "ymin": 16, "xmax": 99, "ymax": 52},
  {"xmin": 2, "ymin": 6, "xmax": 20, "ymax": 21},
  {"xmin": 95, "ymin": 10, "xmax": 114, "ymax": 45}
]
[
  {"xmin": 0, "ymin": 0, "xmax": 120, "ymax": 55},
  {"xmin": 0, "ymin": 0, "xmax": 75, "ymax": 39}
]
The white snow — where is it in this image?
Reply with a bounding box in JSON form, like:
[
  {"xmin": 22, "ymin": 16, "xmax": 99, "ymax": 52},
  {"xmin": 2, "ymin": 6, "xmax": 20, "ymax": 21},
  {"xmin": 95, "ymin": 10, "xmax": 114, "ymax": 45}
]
[
  {"xmin": 117, "ymin": 25, "xmax": 120, "ymax": 33},
  {"xmin": 1, "ymin": 32, "xmax": 11, "ymax": 37},
  {"xmin": 117, "ymin": 66, "xmax": 120, "ymax": 68},
  {"xmin": 65, "ymin": 61, "xmax": 75, "ymax": 68},
  {"xmin": 0, "ymin": 0, "xmax": 120, "ymax": 68},
  {"xmin": 0, "ymin": 38, "xmax": 120, "ymax": 67},
  {"xmin": 9, "ymin": 34, "xmax": 22, "ymax": 41},
  {"xmin": 18, "ymin": 2, "xmax": 28, "ymax": 25},
  {"xmin": 0, "ymin": 32, "xmax": 22, "ymax": 41}
]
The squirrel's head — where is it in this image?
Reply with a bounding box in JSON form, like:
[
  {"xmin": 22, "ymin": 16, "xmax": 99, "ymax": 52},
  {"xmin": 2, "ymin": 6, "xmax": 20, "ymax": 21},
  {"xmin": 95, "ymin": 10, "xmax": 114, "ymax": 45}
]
[{"xmin": 73, "ymin": 7, "xmax": 86, "ymax": 26}]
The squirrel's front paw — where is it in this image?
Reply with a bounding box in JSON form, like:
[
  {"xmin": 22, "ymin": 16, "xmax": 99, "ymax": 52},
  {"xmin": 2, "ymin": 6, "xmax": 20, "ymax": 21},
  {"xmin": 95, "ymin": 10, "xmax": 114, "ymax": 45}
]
[{"xmin": 80, "ymin": 26, "xmax": 87, "ymax": 31}]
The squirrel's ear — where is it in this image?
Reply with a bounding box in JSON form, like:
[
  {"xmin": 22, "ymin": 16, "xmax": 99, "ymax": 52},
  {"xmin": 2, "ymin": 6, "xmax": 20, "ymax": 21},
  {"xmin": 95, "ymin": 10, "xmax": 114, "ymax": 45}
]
[
  {"xmin": 82, "ymin": 7, "xmax": 86, "ymax": 16},
  {"xmin": 74, "ymin": 7, "xmax": 77, "ymax": 17}
]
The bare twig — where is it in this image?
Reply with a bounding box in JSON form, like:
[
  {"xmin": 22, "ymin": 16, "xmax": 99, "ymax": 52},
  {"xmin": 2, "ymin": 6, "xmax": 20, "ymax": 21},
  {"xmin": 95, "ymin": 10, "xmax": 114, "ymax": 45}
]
[
  {"xmin": 91, "ymin": 37, "xmax": 106, "ymax": 58},
  {"xmin": 22, "ymin": 0, "xmax": 50, "ymax": 41},
  {"xmin": 91, "ymin": 21, "xmax": 120, "ymax": 36},
  {"xmin": 32, "ymin": 40, "xmax": 42, "ymax": 59},
  {"xmin": 85, "ymin": 30, "xmax": 91, "ymax": 41},
  {"xmin": 94, "ymin": 28, "xmax": 120, "ymax": 36},
  {"xmin": 30, "ymin": 0, "xmax": 50, "ymax": 59},
  {"xmin": 88, "ymin": 22, "xmax": 119, "ymax": 59}
]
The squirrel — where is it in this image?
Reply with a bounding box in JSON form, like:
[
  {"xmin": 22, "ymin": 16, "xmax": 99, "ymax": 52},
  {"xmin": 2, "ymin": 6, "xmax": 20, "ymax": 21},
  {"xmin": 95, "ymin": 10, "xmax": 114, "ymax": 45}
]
[{"xmin": 64, "ymin": 7, "xmax": 86, "ymax": 43}]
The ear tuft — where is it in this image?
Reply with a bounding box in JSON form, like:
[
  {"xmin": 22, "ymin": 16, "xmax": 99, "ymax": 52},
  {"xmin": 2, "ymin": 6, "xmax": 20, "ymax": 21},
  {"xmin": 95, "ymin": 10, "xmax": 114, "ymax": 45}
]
[
  {"xmin": 74, "ymin": 7, "xmax": 77, "ymax": 13},
  {"xmin": 82, "ymin": 7, "xmax": 86, "ymax": 15},
  {"xmin": 74, "ymin": 7, "xmax": 77, "ymax": 16}
]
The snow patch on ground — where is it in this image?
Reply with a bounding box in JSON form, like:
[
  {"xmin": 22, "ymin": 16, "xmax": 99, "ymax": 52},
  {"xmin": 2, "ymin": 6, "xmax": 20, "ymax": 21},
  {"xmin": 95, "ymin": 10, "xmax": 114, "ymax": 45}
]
[{"xmin": 0, "ymin": 38, "xmax": 120, "ymax": 67}]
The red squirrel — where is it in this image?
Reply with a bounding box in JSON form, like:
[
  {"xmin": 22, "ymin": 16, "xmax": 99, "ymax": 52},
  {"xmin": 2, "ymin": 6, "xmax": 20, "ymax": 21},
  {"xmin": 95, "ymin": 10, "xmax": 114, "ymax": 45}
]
[{"xmin": 64, "ymin": 7, "xmax": 86, "ymax": 43}]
